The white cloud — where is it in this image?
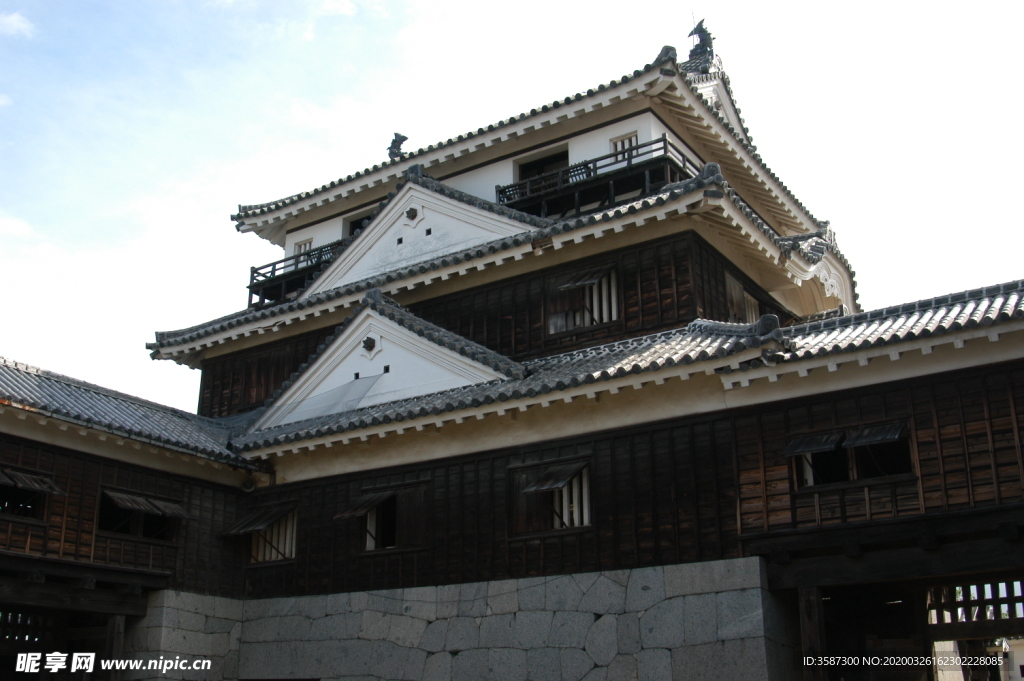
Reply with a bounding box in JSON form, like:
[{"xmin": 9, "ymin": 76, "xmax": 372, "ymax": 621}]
[
  {"xmin": 319, "ymin": 0, "xmax": 357, "ymax": 16},
  {"xmin": 0, "ymin": 12, "xmax": 34, "ymax": 38},
  {"xmin": 0, "ymin": 213, "xmax": 32, "ymax": 237},
  {"xmin": 0, "ymin": 94, "xmax": 11, "ymax": 107}
]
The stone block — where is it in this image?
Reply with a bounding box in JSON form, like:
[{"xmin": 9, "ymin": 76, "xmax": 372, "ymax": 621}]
[
  {"xmin": 518, "ymin": 577, "xmax": 547, "ymax": 611},
  {"xmin": 367, "ymin": 588, "xmax": 405, "ymax": 614},
  {"xmin": 637, "ymin": 649, "xmax": 671, "ymax": 681},
  {"xmin": 310, "ymin": 612, "xmax": 361, "ymax": 640},
  {"xmin": 683, "ymin": 593, "xmax": 717, "ymax": 645},
  {"xmin": 420, "ymin": 618, "xmax": 449, "ymax": 652},
  {"xmin": 459, "ymin": 581, "xmax": 489, "ymax": 616},
  {"xmin": 203, "ymin": 617, "xmax": 237, "ymax": 634},
  {"xmin": 247, "ymin": 596, "xmax": 301, "ymax": 620},
  {"xmin": 672, "ymin": 638, "xmax": 768, "ymax": 681},
  {"xmin": 488, "ymin": 579, "xmax": 519, "ymax": 615},
  {"xmin": 350, "ymin": 591, "xmax": 369, "ymax": 612},
  {"xmin": 602, "ymin": 571, "xmax": 630, "ymax": 587},
  {"xmin": 438, "ymin": 584, "xmax": 461, "ymax": 619},
  {"xmin": 562, "ymin": 648, "xmax": 596, "ymax": 681},
  {"xmin": 515, "ymin": 610, "xmax": 553, "ymax": 648},
  {"xmin": 388, "ymin": 615, "xmax": 428, "ymax": 647},
  {"xmin": 716, "ymin": 589, "xmax": 763, "ymax": 641},
  {"xmin": 452, "ymin": 648, "xmax": 490, "ymax": 681},
  {"xmin": 479, "ymin": 613, "xmax": 516, "ymax": 648},
  {"xmin": 546, "ymin": 575, "xmax": 584, "ymax": 611},
  {"xmin": 549, "ymin": 611, "xmax": 594, "ymax": 648},
  {"xmin": 210, "ymin": 632, "xmax": 231, "ymax": 658},
  {"xmin": 526, "ymin": 648, "xmax": 561, "ymax": 681},
  {"xmin": 445, "ymin": 617, "xmax": 479, "ymax": 652},
  {"xmin": 639, "ymin": 597, "xmax": 685, "ymax": 649},
  {"xmin": 162, "ymin": 629, "xmax": 210, "ymax": 656},
  {"xmin": 578, "ymin": 576, "xmax": 626, "ymax": 614},
  {"xmin": 214, "ymin": 596, "xmax": 243, "ymax": 621},
  {"xmin": 147, "ymin": 607, "xmax": 178, "ymax": 629},
  {"xmin": 222, "ymin": 649, "xmax": 238, "ymax": 679},
  {"xmin": 582, "ymin": 668, "xmax": 608, "ymax": 681},
  {"xmin": 370, "ymin": 640, "xmax": 410, "ymax": 679},
  {"xmin": 359, "ymin": 610, "xmax": 391, "ymax": 640},
  {"xmin": 296, "ymin": 595, "xmax": 328, "ymax": 620},
  {"xmin": 423, "ymin": 652, "xmax": 453, "ymax": 681},
  {"xmin": 572, "ymin": 571, "xmax": 601, "ymax": 593},
  {"xmin": 663, "ymin": 557, "xmax": 765, "ymax": 598},
  {"xmin": 325, "ymin": 591, "xmax": 352, "ymax": 615},
  {"xmin": 625, "ymin": 567, "xmax": 665, "ymax": 613},
  {"xmin": 616, "ymin": 613, "xmax": 641, "ymax": 655},
  {"xmin": 606, "ymin": 654, "xmax": 638, "ymax": 681},
  {"xmin": 177, "ymin": 610, "xmax": 205, "ymax": 633},
  {"xmin": 490, "ymin": 647, "xmax": 528, "ymax": 681},
  {"xmin": 404, "ymin": 586, "xmax": 438, "ymax": 621},
  {"xmin": 585, "ymin": 614, "xmax": 618, "ymax": 666}
]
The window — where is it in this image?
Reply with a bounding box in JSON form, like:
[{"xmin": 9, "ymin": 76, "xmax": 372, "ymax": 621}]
[
  {"xmin": 725, "ymin": 272, "xmax": 760, "ymax": 324},
  {"xmin": 98, "ymin": 490, "xmax": 189, "ymax": 541},
  {"xmin": 517, "ymin": 150, "xmax": 569, "ymax": 181},
  {"xmin": 221, "ymin": 506, "xmax": 297, "ymax": 563},
  {"xmin": 513, "ymin": 461, "xmax": 591, "ymax": 534},
  {"xmin": 334, "ymin": 486, "xmax": 427, "ymax": 551},
  {"xmin": 611, "ymin": 133, "xmax": 638, "ymax": 162},
  {"xmin": 547, "ymin": 265, "xmax": 619, "ymax": 334},
  {"xmin": 293, "ymin": 239, "xmax": 313, "ymax": 268},
  {"xmin": 785, "ymin": 423, "xmax": 914, "ymax": 488},
  {"xmin": 0, "ymin": 469, "xmax": 65, "ymax": 520}
]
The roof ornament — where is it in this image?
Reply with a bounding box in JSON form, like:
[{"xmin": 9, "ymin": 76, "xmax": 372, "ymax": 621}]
[
  {"xmin": 687, "ymin": 20, "xmax": 714, "ymax": 62},
  {"xmin": 388, "ymin": 133, "xmax": 408, "ymax": 161}
]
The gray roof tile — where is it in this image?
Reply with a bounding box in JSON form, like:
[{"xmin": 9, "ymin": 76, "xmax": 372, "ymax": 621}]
[{"xmin": 0, "ymin": 358, "xmax": 266, "ymax": 470}]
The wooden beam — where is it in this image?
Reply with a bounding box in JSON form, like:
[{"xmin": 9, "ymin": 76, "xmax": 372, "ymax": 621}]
[
  {"xmin": 929, "ymin": 618, "xmax": 1024, "ymax": 640},
  {"xmin": 0, "ymin": 577, "xmax": 147, "ymax": 617},
  {"xmin": 0, "ymin": 548, "xmax": 170, "ymax": 589},
  {"xmin": 799, "ymin": 586, "xmax": 827, "ymax": 681}
]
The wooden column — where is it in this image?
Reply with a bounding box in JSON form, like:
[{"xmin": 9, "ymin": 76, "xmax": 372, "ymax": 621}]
[
  {"xmin": 104, "ymin": 615, "xmax": 125, "ymax": 681},
  {"xmin": 799, "ymin": 585, "xmax": 827, "ymax": 681}
]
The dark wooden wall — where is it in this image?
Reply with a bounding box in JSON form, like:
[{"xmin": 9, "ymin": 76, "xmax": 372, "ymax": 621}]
[
  {"xmin": 197, "ymin": 324, "xmax": 338, "ymax": 418},
  {"xmin": 409, "ymin": 231, "xmax": 788, "ymax": 361},
  {"xmin": 735, "ymin": 363, "xmax": 1024, "ymax": 534},
  {"xmin": 0, "ymin": 434, "xmax": 247, "ymax": 597}
]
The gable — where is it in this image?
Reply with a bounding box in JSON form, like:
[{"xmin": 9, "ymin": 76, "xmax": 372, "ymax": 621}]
[
  {"xmin": 254, "ymin": 310, "xmax": 507, "ymax": 430},
  {"xmin": 306, "ymin": 183, "xmax": 528, "ymax": 296}
]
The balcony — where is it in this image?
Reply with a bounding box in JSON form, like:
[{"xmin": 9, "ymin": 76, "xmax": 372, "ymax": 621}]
[
  {"xmin": 496, "ymin": 135, "xmax": 702, "ymax": 219},
  {"xmin": 248, "ymin": 239, "xmax": 347, "ymax": 308}
]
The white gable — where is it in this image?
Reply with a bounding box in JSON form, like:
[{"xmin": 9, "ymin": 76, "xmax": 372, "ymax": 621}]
[
  {"xmin": 255, "ymin": 311, "xmax": 506, "ymax": 430},
  {"xmin": 305, "ymin": 183, "xmax": 527, "ymax": 296}
]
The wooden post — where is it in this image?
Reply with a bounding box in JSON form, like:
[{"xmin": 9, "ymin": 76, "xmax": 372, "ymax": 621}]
[
  {"xmin": 104, "ymin": 614, "xmax": 125, "ymax": 681},
  {"xmin": 799, "ymin": 586, "xmax": 827, "ymax": 681}
]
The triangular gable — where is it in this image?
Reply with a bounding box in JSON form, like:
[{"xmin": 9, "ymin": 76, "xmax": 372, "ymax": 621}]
[
  {"xmin": 254, "ymin": 302, "xmax": 510, "ymax": 431},
  {"xmin": 306, "ymin": 181, "xmax": 529, "ymax": 297}
]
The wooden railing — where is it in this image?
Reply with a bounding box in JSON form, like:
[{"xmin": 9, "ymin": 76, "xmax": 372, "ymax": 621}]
[
  {"xmin": 792, "ymin": 473, "xmax": 923, "ymax": 527},
  {"xmin": 495, "ymin": 135, "xmax": 701, "ymax": 205},
  {"xmin": 249, "ymin": 239, "xmax": 347, "ymax": 288},
  {"xmin": 0, "ymin": 519, "xmax": 177, "ymax": 572}
]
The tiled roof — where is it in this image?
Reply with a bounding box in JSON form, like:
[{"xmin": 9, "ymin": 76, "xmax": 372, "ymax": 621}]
[
  {"xmin": 233, "ymin": 279, "xmax": 1024, "ymax": 452},
  {"xmin": 232, "ymin": 47, "xmax": 682, "ymax": 221},
  {"xmin": 257, "ymin": 290, "xmax": 526, "ymax": 413},
  {"xmin": 0, "ymin": 358, "xmax": 265, "ymax": 470},
  {"xmin": 150, "ymin": 164, "xmax": 727, "ymax": 351}
]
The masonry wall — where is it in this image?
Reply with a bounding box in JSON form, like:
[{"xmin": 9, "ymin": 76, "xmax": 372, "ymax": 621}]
[{"xmin": 125, "ymin": 557, "xmax": 798, "ymax": 681}]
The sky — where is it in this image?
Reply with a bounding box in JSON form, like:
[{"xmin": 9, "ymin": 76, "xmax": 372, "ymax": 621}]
[{"xmin": 1, "ymin": 0, "xmax": 1022, "ymax": 413}]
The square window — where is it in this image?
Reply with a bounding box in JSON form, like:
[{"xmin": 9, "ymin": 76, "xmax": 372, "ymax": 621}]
[
  {"xmin": 788, "ymin": 424, "xmax": 913, "ymax": 488},
  {"xmin": 611, "ymin": 133, "xmax": 639, "ymax": 162},
  {"xmin": 251, "ymin": 509, "xmax": 297, "ymax": 562},
  {"xmin": 0, "ymin": 468, "xmax": 63, "ymax": 520},
  {"xmin": 513, "ymin": 462, "xmax": 591, "ymax": 534}
]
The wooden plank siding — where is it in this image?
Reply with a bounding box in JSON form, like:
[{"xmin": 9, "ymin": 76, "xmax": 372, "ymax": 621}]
[
  {"xmin": 197, "ymin": 324, "xmax": 339, "ymax": 418},
  {"xmin": 0, "ymin": 434, "xmax": 247, "ymax": 597},
  {"xmin": 409, "ymin": 231, "xmax": 790, "ymax": 361},
  {"xmin": 244, "ymin": 360, "xmax": 1024, "ymax": 599}
]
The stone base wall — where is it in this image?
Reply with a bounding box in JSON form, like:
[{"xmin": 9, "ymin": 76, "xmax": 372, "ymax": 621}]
[{"xmin": 127, "ymin": 557, "xmax": 798, "ymax": 681}]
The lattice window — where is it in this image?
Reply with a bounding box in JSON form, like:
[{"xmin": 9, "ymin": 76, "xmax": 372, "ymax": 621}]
[
  {"xmin": 513, "ymin": 461, "xmax": 591, "ymax": 534},
  {"xmin": 611, "ymin": 133, "xmax": 638, "ymax": 162},
  {"xmin": 547, "ymin": 266, "xmax": 619, "ymax": 335},
  {"xmin": 251, "ymin": 509, "xmax": 297, "ymax": 563}
]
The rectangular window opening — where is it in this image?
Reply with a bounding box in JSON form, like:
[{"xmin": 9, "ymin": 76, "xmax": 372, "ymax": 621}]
[
  {"xmin": 789, "ymin": 423, "xmax": 913, "ymax": 488},
  {"xmin": 611, "ymin": 133, "xmax": 639, "ymax": 162},
  {"xmin": 250, "ymin": 509, "xmax": 297, "ymax": 563},
  {"xmin": 547, "ymin": 266, "xmax": 619, "ymax": 335},
  {"xmin": 514, "ymin": 462, "xmax": 591, "ymax": 534},
  {"xmin": 335, "ymin": 487, "xmax": 427, "ymax": 552}
]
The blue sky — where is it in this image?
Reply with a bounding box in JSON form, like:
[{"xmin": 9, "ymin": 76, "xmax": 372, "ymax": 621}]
[{"xmin": 2, "ymin": 0, "xmax": 1023, "ymax": 411}]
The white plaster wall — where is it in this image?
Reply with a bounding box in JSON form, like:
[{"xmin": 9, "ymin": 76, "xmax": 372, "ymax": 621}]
[
  {"xmin": 283, "ymin": 214, "xmax": 347, "ymax": 254},
  {"xmin": 444, "ymin": 159, "xmax": 515, "ymax": 202}
]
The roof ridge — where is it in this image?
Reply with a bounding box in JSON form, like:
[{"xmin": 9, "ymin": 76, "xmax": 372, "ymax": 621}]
[
  {"xmin": 0, "ymin": 356, "xmax": 213, "ymax": 423},
  {"xmin": 151, "ymin": 168, "xmax": 725, "ymax": 352},
  {"xmin": 231, "ymin": 47, "xmax": 681, "ymax": 221}
]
